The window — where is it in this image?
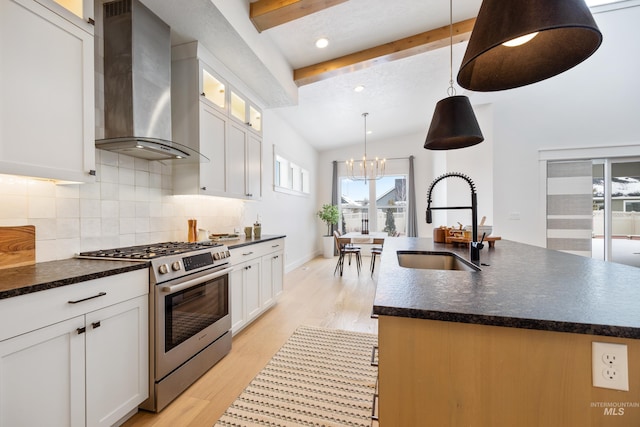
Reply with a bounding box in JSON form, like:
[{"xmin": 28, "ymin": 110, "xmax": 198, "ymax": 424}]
[
  {"xmin": 340, "ymin": 175, "xmax": 407, "ymax": 235},
  {"xmin": 273, "ymin": 151, "xmax": 309, "ymax": 196}
]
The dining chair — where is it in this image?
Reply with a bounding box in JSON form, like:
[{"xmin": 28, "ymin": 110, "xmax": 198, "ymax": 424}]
[
  {"xmin": 370, "ymin": 245, "xmax": 383, "ymax": 275},
  {"xmin": 336, "ymin": 229, "xmax": 361, "ymax": 253},
  {"xmin": 333, "ymin": 231, "xmax": 361, "ymax": 276}
]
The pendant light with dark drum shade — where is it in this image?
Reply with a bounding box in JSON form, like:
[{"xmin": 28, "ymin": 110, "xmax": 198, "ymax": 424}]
[
  {"xmin": 457, "ymin": 0, "xmax": 603, "ymax": 92},
  {"xmin": 425, "ymin": 95, "xmax": 484, "ymax": 150},
  {"xmin": 424, "ymin": 0, "xmax": 484, "ymax": 150}
]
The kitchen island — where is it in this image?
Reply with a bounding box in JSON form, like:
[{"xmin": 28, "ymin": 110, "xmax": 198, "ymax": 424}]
[{"xmin": 373, "ymin": 237, "xmax": 640, "ymax": 426}]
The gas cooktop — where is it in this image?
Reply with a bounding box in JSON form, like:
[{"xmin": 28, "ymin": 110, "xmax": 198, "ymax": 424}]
[{"xmin": 78, "ymin": 241, "xmax": 224, "ymax": 260}]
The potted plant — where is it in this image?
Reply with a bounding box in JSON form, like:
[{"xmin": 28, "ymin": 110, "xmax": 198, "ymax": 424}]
[{"xmin": 317, "ymin": 204, "xmax": 339, "ymax": 258}]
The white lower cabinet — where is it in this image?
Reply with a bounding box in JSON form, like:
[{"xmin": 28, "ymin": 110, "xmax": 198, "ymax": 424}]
[
  {"xmin": 85, "ymin": 296, "xmax": 148, "ymax": 427},
  {"xmin": 230, "ymin": 239, "xmax": 285, "ymax": 334},
  {"xmin": 261, "ymin": 251, "xmax": 284, "ymax": 308},
  {"xmin": 0, "ymin": 316, "xmax": 86, "ymax": 427},
  {"xmin": 230, "ymin": 257, "xmax": 262, "ymax": 334},
  {"xmin": 0, "ymin": 269, "xmax": 148, "ymax": 427}
]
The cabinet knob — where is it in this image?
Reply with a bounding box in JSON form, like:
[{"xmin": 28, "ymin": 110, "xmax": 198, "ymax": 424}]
[
  {"xmin": 201, "ymin": 186, "xmax": 207, "ymax": 191},
  {"xmin": 77, "ymin": 327, "xmax": 86, "ymax": 335},
  {"xmin": 92, "ymin": 321, "xmax": 101, "ymax": 329},
  {"xmin": 201, "ymin": 92, "xmax": 206, "ymax": 97},
  {"xmin": 89, "ymin": 169, "xmax": 96, "ymax": 176},
  {"xmin": 87, "ymin": 18, "xmax": 95, "ymax": 25}
]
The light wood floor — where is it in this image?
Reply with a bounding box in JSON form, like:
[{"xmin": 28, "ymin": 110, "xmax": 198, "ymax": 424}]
[{"xmin": 122, "ymin": 255, "xmax": 378, "ymax": 427}]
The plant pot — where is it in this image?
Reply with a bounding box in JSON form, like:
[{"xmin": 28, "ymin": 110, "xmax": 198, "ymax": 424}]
[{"xmin": 322, "ymin": 235, "xmax": 334, "ymax": 258}]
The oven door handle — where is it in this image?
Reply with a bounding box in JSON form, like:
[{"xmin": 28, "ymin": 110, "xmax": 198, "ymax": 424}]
[{"xmin": 160, "ymin": 266, "xmax": 233, "ymax": 294}]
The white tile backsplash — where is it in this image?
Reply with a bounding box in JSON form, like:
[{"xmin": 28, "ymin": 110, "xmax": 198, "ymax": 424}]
[
  {"xmin": 57, "ymin": 198, "xmax": 80, "ymax": 218},
  {"xmin": 57, "ymin": 218, "xmax": 80, "ymax": 239},
  {"xmin": 0, "ymin": 195, "xmax": 28, "ymax": 218},
  {"xmin": 119, "ymin": 167, "xmax": 135, "ymax": 185},
  {"xmin": 135, "ymin": 170, "xmax": 149, "ymax": 187},
  {"xmin": 0, "ymin": 150, "xmax": 245, "ymax": 262},
  {"xmin": 100, "ymin": 164, "xmax": 119, "ymax": 184},
  {"xmin": 80, "ymin": 199, "xmax": 101, "ymax": 218},
  {"xmin": 27, "ymin": 197, "xmax": 56, "ymax": 219}
]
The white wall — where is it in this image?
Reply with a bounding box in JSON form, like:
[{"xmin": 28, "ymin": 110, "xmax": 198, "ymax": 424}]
[
  {"xmin": 490, "ymin": 5, "xmax": 640, "ymax": 247},
  {"xmin": 245, "ymin": 109, "xmax": 320, "ymax": 270}
]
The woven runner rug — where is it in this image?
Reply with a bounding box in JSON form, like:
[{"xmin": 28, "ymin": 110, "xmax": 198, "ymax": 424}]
[{"xmin": 215, "ymin": 326, "xmax": 378, "ymax": 427}]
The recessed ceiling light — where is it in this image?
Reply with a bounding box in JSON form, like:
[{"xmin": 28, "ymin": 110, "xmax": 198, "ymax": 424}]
[
  {"xmin": 315, "ymin": 38, "xmax": 329, "ymax": 49},
  {"xmin": 354, "ymin": 85, "xmax": 365, "ymax": 92}
]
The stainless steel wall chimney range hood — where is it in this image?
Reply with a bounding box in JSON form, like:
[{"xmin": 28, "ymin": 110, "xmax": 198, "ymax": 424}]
[{"xmin": 96, "ymin": 0, "xmax": 207, "ymax": 162}]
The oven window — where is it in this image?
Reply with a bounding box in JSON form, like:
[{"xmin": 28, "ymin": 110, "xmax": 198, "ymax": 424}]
[{"xmin": 164, "ymin": 275, "xmax": 228, "ymax": 352}]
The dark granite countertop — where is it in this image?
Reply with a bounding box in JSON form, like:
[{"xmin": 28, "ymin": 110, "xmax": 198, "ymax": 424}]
[
  {"xmin": 226, "ymin": 234, "xmax": 286, "ymax": 249},
  {"xmin": 0, "ymin": 235, "xmax": 286, "ymax": 300},
  {"xmin": 373, "ymin": 237, "xmax": 640, "ymax": 339},
  {"xmin": 0, "ymin": 259, "xmax": 149, "ymax": 300}
]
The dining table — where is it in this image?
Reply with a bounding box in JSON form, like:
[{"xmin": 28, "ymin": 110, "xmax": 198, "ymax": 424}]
[{"xmin": 341, "ymin": 231, "xmax": 387, "ymax": 246}]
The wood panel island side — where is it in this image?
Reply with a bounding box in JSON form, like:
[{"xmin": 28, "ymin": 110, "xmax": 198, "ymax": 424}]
[{"xmin": 373, "ymin": 237, "xmax": 640, "ymax": 427}]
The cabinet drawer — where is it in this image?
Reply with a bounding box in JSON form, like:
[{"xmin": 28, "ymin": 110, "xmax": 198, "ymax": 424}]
[
  {"xmin": 0, "ymin": 269, "xmax": 148, "ymax": 341},
  {"xmin": 229, "ymin": 239, "xmax": 284, "ymax": 264}
]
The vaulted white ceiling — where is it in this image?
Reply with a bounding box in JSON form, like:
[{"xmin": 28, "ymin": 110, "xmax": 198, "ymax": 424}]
[{"xmin": 139, "ymin": 0, "xmax": 492, "ymax": 151}]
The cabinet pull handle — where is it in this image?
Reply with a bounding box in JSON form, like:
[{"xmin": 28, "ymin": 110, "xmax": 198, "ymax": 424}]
[
  {"xmin": 92, "ymin": 321, "xmax": 101, "ymax": 329},
  {"xmin": 201, "ymin": 92, "xmax": 206, "ymax": 97},
  {"xmin": 89, "ymin": 169, "xmax": 96, "ymax": 176},
  {"xmin": 77, "ymin": 327, "xmax": 86, "ymax": 335},
  {"xmin": 273, "ymin": 255, "xmax": 278, "ymax": 259},
  {"xmin": 68, "ymin": 292, "xmax": 106, "ymax": 304},
  {"xmin": 271, "ymin": 244, "xmax": 279, "ymax": 248},
  {"xmin": 371, "ymin": 393, "xmax": 379, "ymax": 421},
  {"xmin": 201, "ymin": 186, "xmax": 207, "ymax": 191},
  {"xmin": 370, "ymin": 346, "xmax": 379, "ymax": 367},
  {"xmin": 242, "ymin": 252, "xmax": 254, "ymax": 256},
  {"xmin": 87, "ymin": 18, "xmax": 95, "ymax": 25}
]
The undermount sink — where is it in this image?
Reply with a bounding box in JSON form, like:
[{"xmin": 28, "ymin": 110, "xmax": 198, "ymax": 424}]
[{"xmin": 396, "ymin": 250, "xmax": 480, "ymax": 272}]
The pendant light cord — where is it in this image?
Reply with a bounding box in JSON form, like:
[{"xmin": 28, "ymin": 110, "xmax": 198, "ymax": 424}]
[
  {"xmin": 362, "ymin": 112, "xmax": 368, "ymax": 158},
  {"xmin": 448, "ymin": 0, "xmax": 455, "ymax": 97}
]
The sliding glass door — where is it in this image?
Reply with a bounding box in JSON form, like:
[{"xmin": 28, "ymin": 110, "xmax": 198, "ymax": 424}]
[
  {"xmin": 606, "ymin": 160, "xmax": 640, "ymax": 267},
  {"xmin": 549, "ymin": 158, "xmax": 640, "ymax": 267}
]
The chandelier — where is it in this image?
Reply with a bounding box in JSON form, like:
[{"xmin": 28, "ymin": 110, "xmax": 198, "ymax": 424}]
[{"xmin": 346, "ymin": 113, "xmax": 385, "ymax": 182}]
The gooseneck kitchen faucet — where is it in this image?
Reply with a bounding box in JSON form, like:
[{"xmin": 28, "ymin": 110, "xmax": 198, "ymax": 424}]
[{"xmin": 426, "ymin": 172, "xmax": 484, "ymax": 264}]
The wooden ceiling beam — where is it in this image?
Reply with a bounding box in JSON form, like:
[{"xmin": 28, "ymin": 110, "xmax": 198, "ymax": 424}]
[
  {"xmin": 250, "ymin": 0, "xmax": 349, "ymax": 32},
  {"xmin": 293, "ymin": 18, "xmax": 476, "ymax": 87}
]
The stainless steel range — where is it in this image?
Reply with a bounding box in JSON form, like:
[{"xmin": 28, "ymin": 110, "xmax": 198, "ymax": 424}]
[{"xmin": 79, "ymin": 241, "xmax": 232, "ymax": 412}]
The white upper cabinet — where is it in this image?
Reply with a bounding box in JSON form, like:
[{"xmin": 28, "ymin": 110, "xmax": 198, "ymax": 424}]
[
  {"xmin": 201, "ymin": 66, "xmax": 227, "ymax": 113},
  {"xmin": 172, "ymin": 42, "xmax": 263, "ymax": 200},
  {"xmin": 50, "ymin": 0, "xmax": 93, "ymax": 23},
  {"xmin": 230, "ymin": 88, "xmax": 262, "ymax": 135},
  {"xmin": 0, "ymin": 0, "xmax": 95, "ymax": 182}
]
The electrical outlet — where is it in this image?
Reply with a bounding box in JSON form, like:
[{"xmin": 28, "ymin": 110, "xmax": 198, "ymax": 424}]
[{"xmin": 592, "ymin": 342, "xmax": 629, "ymax": 391}]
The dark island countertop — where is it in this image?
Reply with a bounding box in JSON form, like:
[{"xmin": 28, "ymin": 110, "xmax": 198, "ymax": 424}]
[
  {"xmin": 373, "ymin": 237, "xmax": 640, "ymax": 339},
  {"xmin": 0, "ymin": 259, "xmax": 149, "ymax": 300}
]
